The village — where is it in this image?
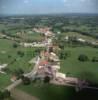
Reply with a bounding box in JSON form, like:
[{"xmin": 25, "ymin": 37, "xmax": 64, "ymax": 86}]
[
  {"xmin": 0, "ymin": 0, "xmax": 98, "ymax": 99},
  {"xmin": 19, "ymin": 27, "xmax": 98, "ymax": 48},
  {"xmin": 0, "ymin": 17, "xmax": 98, "ymax": 100},
  {"xmin": 0, "ymin": 27, "xmax": 98, "ymax": 90},
  {"xmin": 1, "ymin": 26, "xmax": 97, "ymax": 99}
]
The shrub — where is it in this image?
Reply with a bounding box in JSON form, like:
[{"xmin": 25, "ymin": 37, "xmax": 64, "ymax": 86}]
[
  {"xmin": 44, "ymin": 76, "xmax": 50, "ymax": 83},
  {"xmin": 78, "ymin": 54, "xmax": 89, "ymax": 62},
  {"xmin": 92, "ymin": 57, "xmax": 98, "ymax": 62},
  {"xmin": 17, "ymin": 51, "xmax": 24, "ymax": 57},
  {"xmin": 13, "ymin": 43, "xmax": 18, "ymax": 48}
]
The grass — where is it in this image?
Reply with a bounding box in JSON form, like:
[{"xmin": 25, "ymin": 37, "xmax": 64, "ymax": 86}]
[
  {"xmin": 62, "ymin": 32, "xmax": 96, "ymax": 42},
  {"xmin": 18, "ymin": 46, "xmax": 98, "ymax": 100},
  {"xmin": 17, "ymin": 32, "xmax": 44, "ymax": 42},
  {"xmin": 0, "ymin": 38, "xmax": 98, "ymax": 100},
  {"xmin": 19, "ymin": 83, "xmax": 75, "ymax": 100},
  {"xmin": 0, "ymin": 39, "xmax": 34, "ymax": 69},
  {"xmin": 0, "ymin": 39, "xmax": 37, "ymax": 89},
  {"xmin": 0, "ymin": 74, "xmax": 11, "ymax": 90},
  {"xmin": 60, "ymin": 47, "xmax": 98, "ymax": 83}
]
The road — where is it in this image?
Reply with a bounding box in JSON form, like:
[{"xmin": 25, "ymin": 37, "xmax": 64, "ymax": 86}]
[
  {"xmin": 11, "ymin": 89, "xmax": 39, "ymax": 100},
  {"xmin": 6, "ymin": 79, "xmax": 22, "ymax": 91},
  {"xmin": 5, "ymin": 32, "xmax": 98, "ymax": 92},
  {"xmin": 6, "ymin": 56, "xmax": 40, "ymax": 91},
  {"xmin": 50, "ymin": 80, "xmax": 98, "ymax": 91}
]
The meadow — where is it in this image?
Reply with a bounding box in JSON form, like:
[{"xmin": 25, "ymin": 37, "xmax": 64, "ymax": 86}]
[{"xmin": 18, "ymin": 46, "xmax": 98, "ymax": 100}]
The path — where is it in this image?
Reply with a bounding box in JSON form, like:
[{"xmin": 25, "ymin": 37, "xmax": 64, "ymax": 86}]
[
  {"xmin": 11, "ymin": 89, "xmax": 39, "ymax": 100},
  {"xmin": 6, "ymin": 56, "xmax": 40, "ymax": 91}
]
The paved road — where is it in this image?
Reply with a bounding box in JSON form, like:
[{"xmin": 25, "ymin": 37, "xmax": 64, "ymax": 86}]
[
  {"xmin": 24, "ymin": 56, "xmax": 41, "ymax": 78},
  {"xmin": 5, "ymin": 34, "xmax": 98, "ymax": 92},
  {"xmin": 6, "ymin": 56, "xmax": 40, "ymax": 91},
  {"xmin": 50, "ymin": 80, "xmax": 98, "ymax": 91},
  {"xmin": 6, "ymin": 79, "xmax": 22, "ymax": 91}
]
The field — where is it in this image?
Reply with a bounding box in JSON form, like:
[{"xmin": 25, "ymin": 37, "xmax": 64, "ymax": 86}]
[
  {"xmin": 0, "ymin": 74, "xmax": 11, "ymax": 90},
  {"xmin": 0, "ymin": 39, "xmax": 35, "ymax": 70},
  {"xmin": 60, "ymin": 47, "xmax": 98, "ymax": 83},
  {"xmin": 19, "ymin": 83, "xmax": 75, "ymax": 100},
  {"xmin": 0, "ymin": 38, "xmax": 98, "ymax": 99},
  {"xmin": 0, "ymin": 15, "xmax": 98, "ymax": 100},
  {"xmin": 62, "ymin": 32, "xmax": 96, "ymax": 42},
  {"xmin": 18, "ymin": 46, "xmax": 98, "ymax": 100},
  {"xmin": 0, "ymin": 39, "xmax": 36, "ymax": 89}
]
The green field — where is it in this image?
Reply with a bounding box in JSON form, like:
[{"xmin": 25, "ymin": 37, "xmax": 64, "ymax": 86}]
[
  {"xmin": 0, "ymin": 74, "xmax": 11, "ymax": 90},
  {"xmin": 0, "ymin": 39, "xmax": 36, "ymax": 89},
  {"xmin": 62, "ymin": 32, "xmax": 96, "ymax": 42},
  {"xmin": 19, "ymin": 83, "xmax": 75, "ymax": 100},
  {"xmin": 0, "ymin": 39, "xmax": 35, "ymax": 70},
  {"xmin": 17, "ymin": 32, "xmax": 44, "ymax": 42},
  {"xmin": 0, "ymin": 37, "xmax": 98, "ymax": 100},
  {"xmin": 0, "ymin": 38, "xmax": 98, "ymax": 99},
  {"xmin": 18, "ymin": 46, "xmax": 98, "ymax": 100},
  {"xmin": 60, "ymin": 47, "xmax": 98, "ymax": 83}
]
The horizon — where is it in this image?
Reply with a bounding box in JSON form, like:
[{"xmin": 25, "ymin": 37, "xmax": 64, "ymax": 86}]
[
  {"xmin": 0, "ymin": 13, "xmax": 98, "ymax": 17},
  {"xmin": 0, "ymin": 0, "xmax": 98, "ymax": 15}
]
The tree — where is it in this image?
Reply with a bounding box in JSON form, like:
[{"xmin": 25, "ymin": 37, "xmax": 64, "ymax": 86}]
[
  {"xmin": 78, "ymin": 54, "xmax": 89, "ymax": 62},
  {"xmin": 44, "ymin": 76, "xmax": 50, "ymax": 83},
  {"xmin": 0, "ymin": 90, "xmax": 10, "ymax": 100},
  {"xmin": 21, "ymin": 76, "xmax": 31, "ymax": 85},
  {"xmin": 34, "ymin": 48, "xmax": 42, "ymax": 55},
  {"xmin": 3, "ymin": 90, "xmax": 10, "ymax": 99},
  {"xmin": 92, "ymin": 57, "xmax": 98, "ymax": 62},
  {"xmin": 1, "ymin": 29, "xmax": 6, "ymax": 34},
  {"xmin": 59, "ymin": 50, "xmax": 69, "ymax": 60},
  {"xmin": 14, "ymin": 68, "xmax": 24, "ymax": 79},
  {"xmin": 17, "ymin": 51, "xmax": 24, "ymax": 57},
  {"xmin": 8, "ymin": 55, "xmax": 11, "ymax": 58},
  {"xmin": 13, "ymin": 43, "xmax": 18, "ymax": 48},
  {"xmin": 0, "ymin": 91, "xmax": 4, "ymax": 99}
]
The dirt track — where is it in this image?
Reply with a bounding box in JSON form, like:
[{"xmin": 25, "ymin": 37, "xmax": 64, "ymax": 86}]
[{"xmin": 11, "ymin": 89, "xmax": 39, "ymax": 100}]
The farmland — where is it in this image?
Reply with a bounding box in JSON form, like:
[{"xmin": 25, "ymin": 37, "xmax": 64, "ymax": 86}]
[{"xmin": 0, "ymin": 15, "xmax": 98, "ymax": 100}]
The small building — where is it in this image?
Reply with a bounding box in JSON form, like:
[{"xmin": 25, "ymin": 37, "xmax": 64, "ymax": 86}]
[
  {"xmin": 44, "ymin": 31, "xmax": 53, "ymax": 37},
  {"xmin": 10, "ymin": 76, "xmax": 17, "ymax": 82},
  {"xmin": 0, "ymin": 64, "xmax": 8, "ymax": 70},
  {"xmin": 49, "ymin": 52, "xmax": 60, "ymax": 62},
  {"xmin": 65, "ymin": 36, "xmax": 69, "ymax": 40},
  {"xmin": 77, "ymin": 38, "xmax": 86, "ymax": 42},
  {"xmin": 51, "ymin": 65, "xmax": 60, "ymax": 70},
  {"xmin": 65, "ymin": 77, "xmax": 79, "ymax": 84},
  {"xmin": 39, "ymin": 60, "xmax": 49, "ymax": 66},
  {"xmin": 56, "ymin": 72, "xmax": 66, "ymax": 79}
]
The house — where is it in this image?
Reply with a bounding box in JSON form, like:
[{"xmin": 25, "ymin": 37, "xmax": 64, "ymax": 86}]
[
  {"xmin": 77, "ymin": 38, "xmax": 86, "ymax": 42},
  {"xmin": 39, "ymin": 60, "xmax": 49, "ymax": 66},
  {"xmin": 51, "ymin": 65, "xmax": 60, "ymax": 70},
  {"xmin": 50, "ymin": 52, "xmax": 56, "ymax": 56},
  {"xmin": 20, "ymin": 42, "xmax": 45, "ymax": 47},
  {"xmin": 0, "ymin": 64, "xmax": 8, "ymax": 70},
  {"xmin": 56, "ymin": 72, "xmax": 66, "ymax": 79},
  {"xmin": 33, "ymin": 27, "xmax": 51, "ymax": 34},
  {"xmin": 49, "ymin": 52, "xmax": 60, "ymax": 62},
  {"xmin": 65, "ymin": 77, "xmax": 79, "ymax": 84},
  {"xmin": 10, "ymin": 76, "xmax": 17, "ymax": 82},
  {"xmin": 37, "ymin": 62, "xmax": 53, "ymax": 79},
  {"xmin": 91, "ymin": 41, "xmax": 98, "ymax": 46},
  {"xmin": 65, "ymin": 36, "xmax": 69, "ymax": 40},
  {"xmin": 0, "ymin": 64, "xmax": 8, "ymax": 74},
  {"xmin": 44, "ymin": 31, "xmax": 53, "ymax": 37}
]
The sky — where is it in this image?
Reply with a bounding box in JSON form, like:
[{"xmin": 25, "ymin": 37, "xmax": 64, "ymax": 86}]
[{"xmin": 0, "ymin": 0, "xmax": 98, "ymax": 15}]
